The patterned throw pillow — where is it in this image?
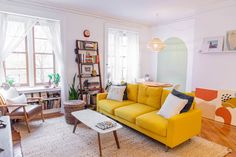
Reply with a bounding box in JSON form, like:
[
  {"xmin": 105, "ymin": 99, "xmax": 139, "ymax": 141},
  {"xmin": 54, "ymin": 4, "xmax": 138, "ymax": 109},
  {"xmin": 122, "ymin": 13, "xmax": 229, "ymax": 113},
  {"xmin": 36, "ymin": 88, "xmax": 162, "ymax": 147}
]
[
  {"xmin": 107, "ymin": 86, "xmax": 126, "ymax": 102},
  {"xmin": 157, "ymin": 93, "xmax": 188, "ymax": 118},
  {"xmin": 172, "ymin": 89, "xmax": 194, "ymax": 113}
]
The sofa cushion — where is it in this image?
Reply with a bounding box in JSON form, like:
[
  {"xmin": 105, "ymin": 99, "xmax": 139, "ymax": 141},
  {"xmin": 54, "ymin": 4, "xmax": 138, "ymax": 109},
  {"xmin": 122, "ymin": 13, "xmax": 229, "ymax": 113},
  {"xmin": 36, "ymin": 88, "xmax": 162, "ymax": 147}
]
[
  {"xmin": 172, "ymin": 89, "xmax": 194, "ymax": 113},
  {"xmin": 137, "ymin": 84, "xmax": 163, "ymax": 109},
  {"xmin": 161, "ymin": 89, "xmax": 195, "ymax": 111},
  {"xmin": 114, "ymin": 103, "xmax": 156, "ymax": 123},
  {"xmin": 127, "ymin": 84, "xmax": 139, "ymax": 102},
  {"xmin": 161, "ymin": 89, "xmax": 171, "ymax": 105},
  {"xmin": 158, "ymin": 93, "xmax": 188, "ymax": 118},
  {"xmin": 10, "ymin": 105, "xmax": 42, "ymax": 117},
  {"xmin": 136, "ymin": 111, "xmax": 168, "ymax": 137},
  {"xmin": 107, "ymin": 85, "xmax": 126, "ymax": 102},
  {"xmin": 98, "ymin": 99, "xmax": 135, "ymax": 115}
]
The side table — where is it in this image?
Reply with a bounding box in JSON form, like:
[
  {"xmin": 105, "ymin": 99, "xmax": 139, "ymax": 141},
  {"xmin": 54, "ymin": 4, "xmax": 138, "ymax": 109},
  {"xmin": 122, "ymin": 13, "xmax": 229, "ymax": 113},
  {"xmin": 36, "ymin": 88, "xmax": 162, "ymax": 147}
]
[{"xmin": 64, "ymin": 100, "xmax": 85, "ymax": 124}]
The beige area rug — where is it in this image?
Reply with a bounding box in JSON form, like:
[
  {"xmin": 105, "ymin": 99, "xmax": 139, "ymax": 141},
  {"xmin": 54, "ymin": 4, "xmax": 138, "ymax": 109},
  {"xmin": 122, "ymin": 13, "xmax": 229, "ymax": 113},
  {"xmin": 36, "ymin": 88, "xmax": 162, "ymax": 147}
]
[{"xmin": 14, "ymin": 117, "xmax": 231, "ymax": 157}]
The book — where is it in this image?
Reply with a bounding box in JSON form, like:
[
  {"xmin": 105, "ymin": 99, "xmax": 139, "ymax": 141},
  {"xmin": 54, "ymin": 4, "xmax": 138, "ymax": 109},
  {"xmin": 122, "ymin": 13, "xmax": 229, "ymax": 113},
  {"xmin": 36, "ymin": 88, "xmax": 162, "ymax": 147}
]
[{"xmin": 95, "ymin": 121, "xmax": 117, "ymax": 130}]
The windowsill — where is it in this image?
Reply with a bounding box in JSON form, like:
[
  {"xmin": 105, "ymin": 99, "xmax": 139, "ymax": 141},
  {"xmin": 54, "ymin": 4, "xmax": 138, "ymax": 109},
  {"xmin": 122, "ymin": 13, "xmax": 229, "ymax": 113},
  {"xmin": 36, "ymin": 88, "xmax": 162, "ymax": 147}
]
[{"xmin": 16, "ymin": 86, "xmax": 61, "ymax": 94}]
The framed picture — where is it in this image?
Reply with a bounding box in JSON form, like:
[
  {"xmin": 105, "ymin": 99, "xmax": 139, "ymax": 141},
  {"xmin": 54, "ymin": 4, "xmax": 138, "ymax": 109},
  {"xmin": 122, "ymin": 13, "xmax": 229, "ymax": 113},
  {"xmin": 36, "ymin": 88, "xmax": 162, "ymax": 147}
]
[
  {"xmin": 82, "ymin": 65, "xmax": 93, "ymax": 75},
  {"xmin": 201, "ymin": 36, "xmax": 224, "ymax": 53},
  {"xmin": 226, "ymin": 30, "xmax": 236, "ymax": 51}
]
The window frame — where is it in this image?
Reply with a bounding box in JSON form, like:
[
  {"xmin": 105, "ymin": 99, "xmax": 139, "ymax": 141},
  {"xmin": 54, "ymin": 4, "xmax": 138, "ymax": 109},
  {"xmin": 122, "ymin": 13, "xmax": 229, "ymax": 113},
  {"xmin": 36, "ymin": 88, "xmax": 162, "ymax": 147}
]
[
  {"xmin": 3, "ymin": 37, "xmax": 29, "ymax": 86},
  {"xmin": 32, "ymin": 27, "xmax": 56, "ymax": 85}
]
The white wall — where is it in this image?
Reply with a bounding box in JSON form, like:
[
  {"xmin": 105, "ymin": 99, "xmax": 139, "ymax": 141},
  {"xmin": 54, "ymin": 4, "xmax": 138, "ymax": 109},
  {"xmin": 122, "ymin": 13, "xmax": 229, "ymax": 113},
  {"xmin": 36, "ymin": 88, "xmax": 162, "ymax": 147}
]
[
  {"xmin": 152, "ymin": 4, "xmax": 236, "ymax": 91},
  {"xmin": 0, "ymin": 0, "xmax": 152, "ymax": 98},
  {"xmin": 192, "ymin": 5, "xmax": 236, "ymax": 90}
]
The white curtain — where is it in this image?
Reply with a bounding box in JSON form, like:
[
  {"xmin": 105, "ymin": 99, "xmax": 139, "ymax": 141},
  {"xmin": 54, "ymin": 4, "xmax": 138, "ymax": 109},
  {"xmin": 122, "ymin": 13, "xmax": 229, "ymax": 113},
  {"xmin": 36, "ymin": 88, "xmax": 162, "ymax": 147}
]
[
  {"xmin": 107, "ymin": 28, "xmax": 140, "ymax": 83},
  {"xmin": 0, "ymin": 13, "xmax": 37, "ymax": 84},
  {"xmin": 107, "ymin": 29, "xmax": 123, "ymax": 83},
  {"xmin": 126, "ymin": 31, "xmax": 140, "ymax": 83},
  {"xmin": 0, "ymin": 14, "xmax": 7, "ymax": 84},
  {"xmin": 39, "ymin": 20, "xmax": 66, "ymax": 111}
]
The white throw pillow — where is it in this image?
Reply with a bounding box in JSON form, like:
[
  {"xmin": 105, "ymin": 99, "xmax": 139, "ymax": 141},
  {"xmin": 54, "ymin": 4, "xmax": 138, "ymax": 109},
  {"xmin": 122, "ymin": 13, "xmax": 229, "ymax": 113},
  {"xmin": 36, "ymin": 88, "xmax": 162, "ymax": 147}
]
[
  {"xmin": 107, "ymin": 85, "xmax": 126, "ymax": 102},
  {"xmin": 6, "ymin": 94, "xmax": 27, "ymax": 113},
  {"xmin": 0, "ymin": 87, "xmax": 19, "ymax": 99},
  {"xmin": 157, "ymin": 93, "xmax": 188, "ymax": 118}
]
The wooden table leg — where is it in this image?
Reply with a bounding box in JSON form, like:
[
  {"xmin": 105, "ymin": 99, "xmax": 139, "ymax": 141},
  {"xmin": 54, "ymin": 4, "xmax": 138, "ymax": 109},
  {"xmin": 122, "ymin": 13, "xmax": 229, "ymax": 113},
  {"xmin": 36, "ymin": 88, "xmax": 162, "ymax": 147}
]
[
  {"xmin": 73, "ymin": 120, "xmax": 79, "ymax": 133},
  {"xmin": 113, "ymin": 131, "xmax": 120, "ymax": 149},
  {"xmin": 97, "ymin": 133, "xmax": 102, "ymax": 156}
]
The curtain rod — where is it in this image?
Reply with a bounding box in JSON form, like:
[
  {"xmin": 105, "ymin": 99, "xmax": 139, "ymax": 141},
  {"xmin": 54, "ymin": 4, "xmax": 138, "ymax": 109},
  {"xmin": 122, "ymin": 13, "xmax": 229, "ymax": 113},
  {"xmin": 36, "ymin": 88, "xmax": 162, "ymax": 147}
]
[{"xmin": 0, "ymin": 11, "xmax": 59, "ymax": 22}]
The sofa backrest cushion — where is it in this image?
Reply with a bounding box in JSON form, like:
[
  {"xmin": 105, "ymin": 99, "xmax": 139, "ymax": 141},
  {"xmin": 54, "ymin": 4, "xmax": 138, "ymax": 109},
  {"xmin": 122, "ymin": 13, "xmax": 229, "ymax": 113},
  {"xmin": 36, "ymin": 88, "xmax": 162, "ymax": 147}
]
[
  {"xmin": 161, "ymin": 89, "xmax": 196, "ymax": 110},
  {"xmin": 161, "ymin": 89, "xmax": 171, "ymax": 105},
  {"xmin": 137, "ymin": 84, "xmax": 163, "ymax": 109},
  {"xmin": 127, "ymin": 84, "xmax": 139, "ymax": 102}
]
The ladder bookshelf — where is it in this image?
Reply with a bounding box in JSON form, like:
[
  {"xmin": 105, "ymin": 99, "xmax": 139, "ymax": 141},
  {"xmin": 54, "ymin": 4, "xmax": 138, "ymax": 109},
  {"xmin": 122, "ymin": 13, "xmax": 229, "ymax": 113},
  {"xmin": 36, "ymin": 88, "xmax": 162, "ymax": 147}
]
[{"xmin": 75, "ymin": 40, "xmax": 103, "ymax": 109}]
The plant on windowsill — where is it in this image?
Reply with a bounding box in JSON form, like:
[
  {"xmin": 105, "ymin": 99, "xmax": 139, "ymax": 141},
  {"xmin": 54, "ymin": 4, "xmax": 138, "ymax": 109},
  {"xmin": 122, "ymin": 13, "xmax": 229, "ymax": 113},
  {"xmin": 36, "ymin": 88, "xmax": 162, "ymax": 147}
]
[
  {"xmin": 68, "ymin": 74, "xmax": 79, "ymax": 100},
  {"xmin": 6, "ymin": 77, "xmax": 15, "ymax": 87},
  {"xmin": 48, "ymin": 73, "xmax": 61, "ymax": 88}
]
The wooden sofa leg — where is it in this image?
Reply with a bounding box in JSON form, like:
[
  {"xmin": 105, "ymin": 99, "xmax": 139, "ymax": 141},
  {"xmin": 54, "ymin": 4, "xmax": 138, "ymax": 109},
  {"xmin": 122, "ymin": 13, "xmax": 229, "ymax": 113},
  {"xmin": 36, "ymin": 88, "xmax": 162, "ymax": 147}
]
[
  {"xmin": 165, "ymin": 145, "xmax": 169, "ymax": 152},
  {"xmin": 41, "ymin": 111, "xmax": 45, "ymax": 122},
  {"xmin": 25, "ymin": 118, "xmax": 30, "ymax": 133},
  {"xmin": 23, "ymin": 107, "xmax": 30, "ymax": 133}
]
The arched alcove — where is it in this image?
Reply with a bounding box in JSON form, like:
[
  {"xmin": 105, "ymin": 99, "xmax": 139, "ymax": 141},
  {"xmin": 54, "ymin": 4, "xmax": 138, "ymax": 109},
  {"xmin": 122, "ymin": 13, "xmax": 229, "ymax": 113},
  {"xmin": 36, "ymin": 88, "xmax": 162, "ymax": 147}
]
[{"xmin": 157, "ymin": 37, "xmax": 188, "ymax": 91}]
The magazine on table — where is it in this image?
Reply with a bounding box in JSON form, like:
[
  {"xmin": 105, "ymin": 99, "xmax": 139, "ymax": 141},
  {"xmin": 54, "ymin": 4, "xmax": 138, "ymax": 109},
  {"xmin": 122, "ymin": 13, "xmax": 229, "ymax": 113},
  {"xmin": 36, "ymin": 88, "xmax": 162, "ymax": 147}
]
[{"xmin": 96, "ymin": 121, "xmax": 117, "ymax": 130}]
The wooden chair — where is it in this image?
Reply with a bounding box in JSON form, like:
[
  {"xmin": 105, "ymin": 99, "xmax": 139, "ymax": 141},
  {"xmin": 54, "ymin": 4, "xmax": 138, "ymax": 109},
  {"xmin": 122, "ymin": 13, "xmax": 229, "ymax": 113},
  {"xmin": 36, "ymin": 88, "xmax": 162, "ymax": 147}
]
[{"xmin": 0, "ymin": 94, "xmax": 45, "ymax": 133}]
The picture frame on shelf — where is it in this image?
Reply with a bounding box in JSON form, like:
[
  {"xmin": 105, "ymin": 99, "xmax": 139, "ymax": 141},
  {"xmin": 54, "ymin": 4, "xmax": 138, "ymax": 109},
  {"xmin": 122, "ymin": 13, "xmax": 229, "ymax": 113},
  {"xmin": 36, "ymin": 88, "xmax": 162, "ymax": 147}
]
[
  {"xmin": 226, "ymin": 30, "xmax": 236, "ymax": 51},
  {"xmin": 201, "ymin": 36, "xmax": 224, "ymax": 53},
  {"xmin": 81, "ymin": 65, "xmax": 93, "ymax": 75}
]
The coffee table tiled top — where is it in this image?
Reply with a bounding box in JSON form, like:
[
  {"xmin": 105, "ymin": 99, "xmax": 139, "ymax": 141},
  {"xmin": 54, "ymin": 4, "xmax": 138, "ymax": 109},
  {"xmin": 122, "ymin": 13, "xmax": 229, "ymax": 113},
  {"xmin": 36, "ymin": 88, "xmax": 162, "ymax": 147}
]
[{"xmin": 72, "ymin": 109, "xmax": 122, "ymax": 134}]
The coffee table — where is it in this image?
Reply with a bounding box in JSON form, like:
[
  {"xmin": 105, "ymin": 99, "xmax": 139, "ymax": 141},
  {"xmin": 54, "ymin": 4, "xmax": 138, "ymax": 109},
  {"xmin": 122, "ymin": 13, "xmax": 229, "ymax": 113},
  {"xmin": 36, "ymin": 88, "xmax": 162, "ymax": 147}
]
[{"xmin": 72, "ymin": 109, "xmax": 122, "ymax": 156}]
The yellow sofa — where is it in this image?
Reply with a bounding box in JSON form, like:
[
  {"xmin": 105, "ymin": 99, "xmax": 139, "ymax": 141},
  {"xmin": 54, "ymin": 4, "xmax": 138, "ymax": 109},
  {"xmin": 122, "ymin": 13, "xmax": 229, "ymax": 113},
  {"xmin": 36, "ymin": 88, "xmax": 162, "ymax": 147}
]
[{"xmin": 97, "ymin": 84, "xmax": 201, "ymax": 149}]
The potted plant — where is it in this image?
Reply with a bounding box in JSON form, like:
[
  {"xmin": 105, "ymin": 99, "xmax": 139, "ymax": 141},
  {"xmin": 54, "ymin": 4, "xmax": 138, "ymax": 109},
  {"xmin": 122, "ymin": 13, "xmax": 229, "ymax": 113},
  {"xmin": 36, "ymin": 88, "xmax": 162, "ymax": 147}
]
[
  {"xmin": 68, "ymin": 74, "xmax": 79, "ymax": 100},
  {"xmin": 6, "ymin": 77, "xmax": 15, "ymax": 87},
  {"xmin": 48, "ymin": 73, "xmax": 61, "ymax": 88}
]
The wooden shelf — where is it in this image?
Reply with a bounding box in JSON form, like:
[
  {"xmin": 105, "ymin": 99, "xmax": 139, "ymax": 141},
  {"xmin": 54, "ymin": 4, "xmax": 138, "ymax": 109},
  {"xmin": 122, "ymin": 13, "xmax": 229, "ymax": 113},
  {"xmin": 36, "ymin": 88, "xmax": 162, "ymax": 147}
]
[
  {"xmin": 18, "ymin": 87, "xmax": 61, "ymax": 112},
  {"xmin": 80, "ymin": 88, "xmax": 101, "ymax": 91},
  {"xmin": 43, "ymin": 97, "xmax": 61, "ymax": 101},
  {"xmin": 81, "ymin": 62, "xmax": 98, "ymax": 65},
  {"xmin": 78, "ymin": 75, "xmax": 100, "ymax": 78},
  {"xmin": 76, "ymin": 48, "xmax": 97, "ymax": 51},
  {"xmin": 199, "ymin": 50, "xmax": 236, "ymax": 53},
  {"xmin": 76, "ymin": 40, "xmax": 103, "ymax": 108}
]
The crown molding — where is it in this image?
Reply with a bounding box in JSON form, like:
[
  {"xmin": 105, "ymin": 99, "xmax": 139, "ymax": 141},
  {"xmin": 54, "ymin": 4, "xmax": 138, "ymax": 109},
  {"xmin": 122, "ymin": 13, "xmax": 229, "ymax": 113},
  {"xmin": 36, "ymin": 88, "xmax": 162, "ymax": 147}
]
[
  {"xmin": 3, "ymin": 0, "xmax": 150, "ymax": 27},
  {"xmin": 151, "ymin": 0, "xmax": 236, "ymax": 27},
  {"xmin": 4, "ymin": 0, "xmax": 236, "ymax": 27}
]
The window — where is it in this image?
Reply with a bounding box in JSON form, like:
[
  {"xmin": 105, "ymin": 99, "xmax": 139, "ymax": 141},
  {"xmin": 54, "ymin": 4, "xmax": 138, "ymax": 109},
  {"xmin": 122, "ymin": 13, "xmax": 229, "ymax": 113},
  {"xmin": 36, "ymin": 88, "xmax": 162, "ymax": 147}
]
[
  {"xmin": 33, "ymin": 25, "xmax": 55, "ymax": 84},
  {"xmin": 4, "ymin": 22, "xmax": 55, "ymax": 86},
  {"xmin": 4, "ymin": 21, "xmax": 28, "ymax": 85},
  {"xmin": 106, "ymin": 28, "xmax": 139, "ymax": 83}
]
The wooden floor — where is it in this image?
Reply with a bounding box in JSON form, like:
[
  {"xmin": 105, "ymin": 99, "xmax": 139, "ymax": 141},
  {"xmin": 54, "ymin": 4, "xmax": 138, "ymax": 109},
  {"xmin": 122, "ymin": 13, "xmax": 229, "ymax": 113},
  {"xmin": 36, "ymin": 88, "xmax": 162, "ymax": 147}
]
[
  {"xmin": 13, "ymin": 115, "xmax": 236, "ymax": 157},
  {"xmin": 199, "ymin": 118, "xmax": 236, "ymax": 157}
]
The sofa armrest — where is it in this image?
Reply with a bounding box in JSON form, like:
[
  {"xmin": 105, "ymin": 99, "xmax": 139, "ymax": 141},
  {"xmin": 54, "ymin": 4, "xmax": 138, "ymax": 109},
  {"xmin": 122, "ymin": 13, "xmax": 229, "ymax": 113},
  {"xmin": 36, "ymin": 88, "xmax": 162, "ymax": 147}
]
[
  {"xmin": 97, "ymin": 93, "xmax": 108, "ymax": 101},
  {"xmin": 166, "ymin": 109, "xmax": 202, "ymax": 148},
  {"xmin": 96, "ymin": 93, "xmax": 108, "ymax": 111}
]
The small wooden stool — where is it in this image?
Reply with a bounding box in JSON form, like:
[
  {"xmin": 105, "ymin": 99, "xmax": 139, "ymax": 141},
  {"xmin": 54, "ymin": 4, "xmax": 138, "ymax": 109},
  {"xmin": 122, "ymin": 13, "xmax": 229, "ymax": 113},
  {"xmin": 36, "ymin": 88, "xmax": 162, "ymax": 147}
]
[{"xmin": 64, "ymin": 100, "xmax": 85, "ymax": 124}]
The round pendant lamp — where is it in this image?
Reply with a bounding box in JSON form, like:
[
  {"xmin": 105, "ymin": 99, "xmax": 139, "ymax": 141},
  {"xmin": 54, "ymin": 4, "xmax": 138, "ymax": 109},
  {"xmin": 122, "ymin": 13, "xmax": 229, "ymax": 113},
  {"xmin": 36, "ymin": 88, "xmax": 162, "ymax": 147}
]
[{"xmin": 148, "ymin": 38, "xmax": 165, "ymax": 52}]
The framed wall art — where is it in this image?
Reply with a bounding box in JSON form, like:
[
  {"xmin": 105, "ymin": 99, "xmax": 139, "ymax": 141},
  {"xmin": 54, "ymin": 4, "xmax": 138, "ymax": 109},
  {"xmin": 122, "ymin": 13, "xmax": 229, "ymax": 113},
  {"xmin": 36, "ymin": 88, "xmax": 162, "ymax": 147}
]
[
  {"xmin": 81, "ymin": 65, "xmax": 93, "ymax": 75},
  {"xmin": 226, "ymin": 30, "xmax": 236, "ymax": 51},
  {"xmin": 201, "ymin": 36, "xmax": 224, "ymax": 53}
]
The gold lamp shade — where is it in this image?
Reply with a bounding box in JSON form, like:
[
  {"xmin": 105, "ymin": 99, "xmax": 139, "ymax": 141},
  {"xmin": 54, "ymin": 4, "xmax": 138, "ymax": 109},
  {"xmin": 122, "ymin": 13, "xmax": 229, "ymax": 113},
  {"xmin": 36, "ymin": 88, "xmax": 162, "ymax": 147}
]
[{"xmin": 148, "ymin": 38, "xmax": 165, "ymax": 52}]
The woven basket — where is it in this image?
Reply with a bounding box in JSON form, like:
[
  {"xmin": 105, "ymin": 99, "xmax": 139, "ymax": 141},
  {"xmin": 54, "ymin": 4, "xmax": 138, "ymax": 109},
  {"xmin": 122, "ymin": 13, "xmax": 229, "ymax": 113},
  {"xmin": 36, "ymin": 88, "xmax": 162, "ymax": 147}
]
[{"xmin": 64, "ymin": 100, "xmax": 85, "ymax": 124}]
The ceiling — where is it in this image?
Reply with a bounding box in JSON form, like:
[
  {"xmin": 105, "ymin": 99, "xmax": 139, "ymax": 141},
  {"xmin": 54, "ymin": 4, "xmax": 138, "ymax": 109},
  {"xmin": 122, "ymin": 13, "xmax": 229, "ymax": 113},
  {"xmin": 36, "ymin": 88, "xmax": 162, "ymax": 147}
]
[{"xmin": 10, "ymin": 0, "xmax": 236, "ymax": 25}]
